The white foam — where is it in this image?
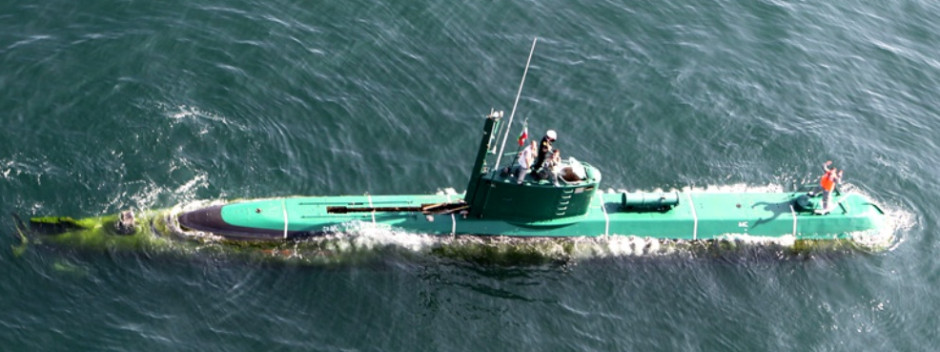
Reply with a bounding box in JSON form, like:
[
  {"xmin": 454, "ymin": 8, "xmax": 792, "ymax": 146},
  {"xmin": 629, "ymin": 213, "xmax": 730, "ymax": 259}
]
[
  {"xmin": 1, "ymin": 159, "xmax": 11, "ymax": 179},
  {"xmin": 158, "ymin": 103, "xmax": 247, "ymax": 132},
  {"xmin": 104, "ymin": 171, "xmax": 210, "ymax": 216},
  {"xmin": 435, "ymin": 187, "xmax": 460, "ymax": 196},
  {"xmin": 831, "ymin": 184, "xmax": 911, "ymax": 252},
  {"xmin": 0, "ymin": 155, "xmax": 50, "ymax": 182}
]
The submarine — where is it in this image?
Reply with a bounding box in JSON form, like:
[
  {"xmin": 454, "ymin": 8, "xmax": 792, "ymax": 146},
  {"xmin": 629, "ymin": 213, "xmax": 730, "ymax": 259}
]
[
  {"xmin": 15, "ymin": 40, "xmax": 886, "ymax": 262},
  {"xmin": 19, "ymin": 109, "xmax": 885, "ymax": 256},
  {"xmin": 16, "ymin": 111, "xmax": 887, "ymax": 264},
  {"xmin": 172, "ymin": 109, "xmax": 884, "ymax": 242}
]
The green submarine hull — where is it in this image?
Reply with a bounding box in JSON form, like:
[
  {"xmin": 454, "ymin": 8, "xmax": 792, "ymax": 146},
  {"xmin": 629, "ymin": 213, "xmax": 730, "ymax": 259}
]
[
  {"xmin": 175, "ymin": 190, "xmax": 883, "ymax": 241},
  {"xmin": 18, "ymin": 112, "xmax": 887, "ymax": 264},
  {"xmin": 16, "ymin": 189, "xmax": 887, "ymax": 265}
]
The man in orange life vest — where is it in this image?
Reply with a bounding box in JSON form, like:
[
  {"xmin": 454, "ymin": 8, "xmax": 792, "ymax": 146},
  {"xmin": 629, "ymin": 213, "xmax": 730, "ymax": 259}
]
[{"xmin": 807, "ymin": 160, "xmax": 844, "ymax": 212}]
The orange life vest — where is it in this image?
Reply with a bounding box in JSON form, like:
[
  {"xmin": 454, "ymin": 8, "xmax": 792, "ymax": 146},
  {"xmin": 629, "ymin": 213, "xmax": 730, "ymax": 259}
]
[{"xmin": 820, "ymin": 170, "xmax": 836, "ymax": 192}]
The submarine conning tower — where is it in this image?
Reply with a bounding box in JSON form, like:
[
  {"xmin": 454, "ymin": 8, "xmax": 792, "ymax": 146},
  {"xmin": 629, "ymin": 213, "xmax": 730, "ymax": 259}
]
[{"xmin": 463, "ymin": 112, "xmax": 602, "ymax": 224}]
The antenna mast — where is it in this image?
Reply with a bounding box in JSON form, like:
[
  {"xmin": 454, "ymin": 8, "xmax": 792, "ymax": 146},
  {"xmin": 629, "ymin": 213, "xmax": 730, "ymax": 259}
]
[{"xmin": 494, "ymin": 37, "xmax": 537, "ymax": 169}]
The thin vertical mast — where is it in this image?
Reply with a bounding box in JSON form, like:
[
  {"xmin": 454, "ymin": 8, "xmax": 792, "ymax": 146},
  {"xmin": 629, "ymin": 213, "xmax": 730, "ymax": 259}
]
[{"xmin": 494, "ymin": 37, "xmax": 537, "ymax": 169}]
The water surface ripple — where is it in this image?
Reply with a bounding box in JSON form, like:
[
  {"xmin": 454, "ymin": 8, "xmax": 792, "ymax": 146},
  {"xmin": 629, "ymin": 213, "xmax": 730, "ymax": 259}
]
[{"xmin": 1, "ymin": 0, "xmax": 937, "ymax": 350}]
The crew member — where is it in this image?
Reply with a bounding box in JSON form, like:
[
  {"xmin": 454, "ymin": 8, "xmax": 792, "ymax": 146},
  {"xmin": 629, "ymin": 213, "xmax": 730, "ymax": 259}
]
[
  {"xmin": 511, "ymin": 141, "xmax": 538, "ymax": 184},
  {"xmin": 538, "ymin": 149, "xmax": 563, "ymax": 186},
  {"xmin": 533, "ymin": 129, "xmax": 557, "ymax": 176},
  {"xmin": 807, "ymin": 160, "xmax": 844, "ymax": 212}
]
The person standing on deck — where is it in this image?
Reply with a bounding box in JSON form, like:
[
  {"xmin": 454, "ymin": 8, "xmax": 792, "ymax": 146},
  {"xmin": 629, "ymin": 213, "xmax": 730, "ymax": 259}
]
[
  {"xmin": 807, "ymin": 160, "xmax": 844, "ymax": 212},
  {"xmin": 538, "ymin": 149, "xmax": 563, "ymax": 186},
  {"xmin": 511, "ymin": 140, "xmax": 538, "ymax": 184},
  {"xmin": 533, "ymin": 130, "xmax": 556, "ymax": 177}
]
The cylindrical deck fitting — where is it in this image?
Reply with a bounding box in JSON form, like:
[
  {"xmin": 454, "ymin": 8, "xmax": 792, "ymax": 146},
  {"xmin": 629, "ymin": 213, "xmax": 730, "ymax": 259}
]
[{"xmin": 620, "ymin": 192, "xmax": 680, "ymax": 211}]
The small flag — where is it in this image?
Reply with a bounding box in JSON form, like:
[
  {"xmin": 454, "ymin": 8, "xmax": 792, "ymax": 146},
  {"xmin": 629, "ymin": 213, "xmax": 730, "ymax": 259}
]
[{"xmin": 517, "ymin": 120, "xmax": 528, "ymax": 146}]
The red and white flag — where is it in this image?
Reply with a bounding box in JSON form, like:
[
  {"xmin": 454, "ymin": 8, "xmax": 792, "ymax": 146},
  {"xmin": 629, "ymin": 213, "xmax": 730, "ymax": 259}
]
[{"xmin": 517, "ymin": 120, "xmax": 528, "ymax": 146}]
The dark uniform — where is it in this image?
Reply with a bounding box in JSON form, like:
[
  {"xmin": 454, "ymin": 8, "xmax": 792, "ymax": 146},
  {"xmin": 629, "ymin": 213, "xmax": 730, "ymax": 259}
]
[{"xmin": 533, "ymin": 135, "xmax": 553, "ymax": 175}]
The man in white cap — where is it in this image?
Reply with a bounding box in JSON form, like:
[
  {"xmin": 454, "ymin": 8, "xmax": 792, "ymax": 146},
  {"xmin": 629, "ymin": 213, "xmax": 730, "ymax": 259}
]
[{"xmin": 533, "ymin": 129, "xmax": 557, "ymax": 177}]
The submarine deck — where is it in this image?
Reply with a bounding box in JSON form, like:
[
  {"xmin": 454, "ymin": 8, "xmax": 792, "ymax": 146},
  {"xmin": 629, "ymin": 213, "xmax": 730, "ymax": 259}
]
[{"xmin": 177, "ymin": 191, "xmax": 884, "ymax": 241}]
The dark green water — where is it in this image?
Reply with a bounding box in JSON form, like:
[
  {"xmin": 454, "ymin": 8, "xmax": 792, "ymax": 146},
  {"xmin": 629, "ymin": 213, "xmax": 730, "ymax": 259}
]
[{"xmin": 1, "ymin": 0, "xmax": 936, "ymax": 350}]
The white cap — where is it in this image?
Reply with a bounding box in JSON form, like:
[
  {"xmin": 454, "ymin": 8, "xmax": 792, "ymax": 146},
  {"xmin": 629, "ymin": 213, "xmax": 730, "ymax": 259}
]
[{"xmin": 546, "ymin": 130, "xmax": 557, "ymax": 140}]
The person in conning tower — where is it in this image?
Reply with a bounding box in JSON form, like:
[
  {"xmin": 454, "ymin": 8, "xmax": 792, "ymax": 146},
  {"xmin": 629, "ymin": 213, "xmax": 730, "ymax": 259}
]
[
  {"xmin": 511, "ymin": 140, "xmax": 537, "ymax": 184},
  {"xmin": 532, "ymin": 129, "xmax": 556, "ymax": 176},
  {"xmin": 538, "ymin": 148, "xmax": 563, "ymax": 186},
  {"xmin": 807, "ymin": 160, "xmax": 844, "ymax": 212}
]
